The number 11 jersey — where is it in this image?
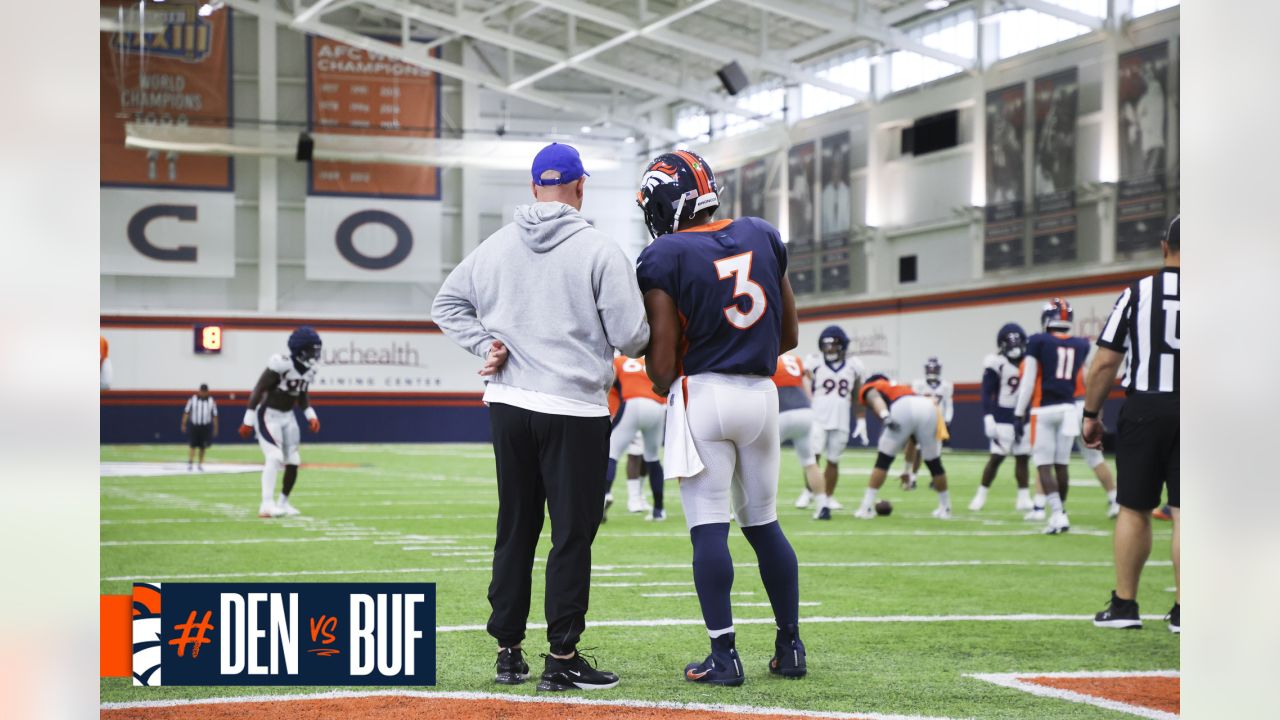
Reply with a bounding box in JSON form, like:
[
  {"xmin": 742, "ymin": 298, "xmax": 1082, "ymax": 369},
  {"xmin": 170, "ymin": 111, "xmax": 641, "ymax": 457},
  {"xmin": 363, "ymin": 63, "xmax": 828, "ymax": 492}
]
[
  {"xmin": 636, "ymin": 216, "xmax": 787, "ymax": 378},
  {"xmin": 1024, "ymin": 332, "xmax": 1090, "ymax": 408}
]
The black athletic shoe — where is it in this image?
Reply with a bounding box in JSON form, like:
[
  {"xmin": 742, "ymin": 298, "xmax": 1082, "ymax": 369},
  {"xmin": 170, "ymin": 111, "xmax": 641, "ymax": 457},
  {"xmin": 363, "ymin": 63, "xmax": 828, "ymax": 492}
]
[
  {"xmin": 684, "ymin": 647, "xmax": 745, "ymax": 686},
  {"xmin": 537, "ymin": 650, "xmax": 619, "ymax": 691},
  {"xmin": 494, "ymin": 647, "xmax": 529, "ymax": 685},
  {"xmin": 1167, "ymin": 603, "xmax": 1180, "ymax": 634},
  {"xmin": 1093, "ymin": 591, "xmax": 1143, "ymax": 629},
  {"xmin": 769, "ymin": 624, "xmax": 807, "ymax": 679}
]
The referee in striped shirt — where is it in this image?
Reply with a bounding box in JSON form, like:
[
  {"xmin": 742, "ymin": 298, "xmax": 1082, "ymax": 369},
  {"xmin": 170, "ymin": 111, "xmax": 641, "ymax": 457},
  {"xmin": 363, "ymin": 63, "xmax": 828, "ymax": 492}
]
[
  {"xmin": 1082, "ymin": 215, "xmax": 1180, "ymax": 633},
  {"xmin": 182, "ymin": 384, "xmax": 219, "ymax": 471}
]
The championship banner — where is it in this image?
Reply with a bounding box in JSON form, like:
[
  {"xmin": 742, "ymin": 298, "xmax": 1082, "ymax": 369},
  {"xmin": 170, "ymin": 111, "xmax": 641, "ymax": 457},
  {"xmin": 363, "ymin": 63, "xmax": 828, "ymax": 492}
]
[
  {"xmin": 1031, "ymin": 68, "xmax": 1078, "ymax": 265},
  {"xmin": 305, "ymin": 35, "xmax": 442, "ymax": 282},
  {"xmin": 100, "ymin": 1, "xmax": 235, "ymax": 278},
  {"xmin": 820, "ymin": 131, "xmax": 852, "ymax": 248},
  {"xmin": 120, "ymin": 582, "xmax": 435, "ymax": 686},
  {"xmin": 820, "ymin": 241, "xmax": 852, "ymax": 293},
  {"xmin": 717, "ymin": 167, "xmax": 738, "ymax": 220},
  {"xmin": 740, "ymin": 159, "xmax": 767, "ymax": 219},
  {"xmin": 789, "ymin": 250, "xmax": 817, "ymax": 295},
  {"xmin": 787, "ymin": 142, "xmax": 816, "ymax": 248},
  {"xmin": 1117, "ymin": 41, "xmax": 1171, "ymax": 253},
  {"xmin": 983, "ymin": 83, "xmax": 1026, "ymax": 271}
]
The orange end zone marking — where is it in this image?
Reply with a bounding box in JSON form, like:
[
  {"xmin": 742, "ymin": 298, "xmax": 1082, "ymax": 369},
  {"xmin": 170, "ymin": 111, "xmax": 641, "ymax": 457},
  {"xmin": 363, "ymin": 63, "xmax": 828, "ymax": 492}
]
[
  {"xmin": 969, "ymin": 671, "xmax": 1179, "ymax": 719},
  {"xmin": 100, "ymin": 595, "xmax": 132, "ymax": 678}
]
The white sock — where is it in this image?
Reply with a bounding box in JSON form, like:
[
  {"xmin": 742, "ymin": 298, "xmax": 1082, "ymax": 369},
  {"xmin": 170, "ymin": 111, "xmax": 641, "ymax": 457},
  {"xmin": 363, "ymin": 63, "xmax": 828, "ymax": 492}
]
[
  {"xmin": 907, "ymin": 471, "xmax": 917, "ymax": 482},
  {"xmin": 861, "ymin": 487, "xmax": 879, "ymax": 508},
  {"xmin": 974, "ymin": 485, "xmax": 990, "ymax": 502},
  {"xmin": 261, "ymin": 462, "xmax": 279, "ymax": 504},
  {"xmin": 1034, "ymin": 493, "xmax": 1047, "ymax": 508},
  {"xmin": 1016, "ymin": 488, "xmax": 1031, "ymax": 503},
  {"xmin": 1047, "ymin": 492, "xmax": 1063, "ymax": 514},
  {"xmin": 936, "ymin": 490, "xmax": 950, "ymax": 509},
  {"xmin": 279, "ymin": 493, "xmax": 289, "ymax": 504},
  {"xmin": 815, "ymin": 493, "xmax": 829, "ymax": 510},
  {"xmin": 1107, "ymin": 490, "xmax": 1118, "ymax": 503},
  {"xmin": 627, "ymin": 478, "xmax": 642, "ymax": 501}
]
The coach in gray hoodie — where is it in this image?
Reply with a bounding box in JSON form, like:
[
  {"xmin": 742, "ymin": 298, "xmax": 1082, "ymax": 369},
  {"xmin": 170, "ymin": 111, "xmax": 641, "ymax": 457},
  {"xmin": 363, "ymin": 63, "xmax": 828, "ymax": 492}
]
[{"xmin": 431, "ymin": 143, "xmax": 648, "ymax": 692}]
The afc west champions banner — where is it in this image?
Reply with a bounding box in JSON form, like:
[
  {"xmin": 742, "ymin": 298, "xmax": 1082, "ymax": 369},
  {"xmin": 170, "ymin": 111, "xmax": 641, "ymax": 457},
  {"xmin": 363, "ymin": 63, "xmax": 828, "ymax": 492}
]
[
  {"xmin": 787, "ymin": 143, "xmax": 817, "ymax": 296},
  {"xmin": 100, "ymin": 2, "xmax": 234, "ymax": 278},
  {"xmin": 1031, "ymin": 67, "xmax": 1078, "ymax": 265},
  {"xmin": 819, "ymin": 131, "xmax": 853, "ymax": 293},
  {"xmin": 983, "ymin": 82, "xmax": 1026, "ymax": 271},
  {"xmin": 1117, "ymin": 41, "xmax": 1171, "ymax": 253},
  {"xmin": 305, "ymin": 35, "xmax": 442, "ymax": 283}
]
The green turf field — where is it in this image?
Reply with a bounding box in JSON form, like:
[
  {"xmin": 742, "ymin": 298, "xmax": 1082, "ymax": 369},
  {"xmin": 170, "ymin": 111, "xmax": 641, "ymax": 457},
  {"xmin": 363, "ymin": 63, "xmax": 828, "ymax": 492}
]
[{"xmin": 100, "ymin": 443, "xmax": 1178, "ymax": 718}]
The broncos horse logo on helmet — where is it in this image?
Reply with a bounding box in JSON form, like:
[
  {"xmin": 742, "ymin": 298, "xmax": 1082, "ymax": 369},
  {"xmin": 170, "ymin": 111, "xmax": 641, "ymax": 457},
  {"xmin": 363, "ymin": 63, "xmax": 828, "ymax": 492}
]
[
  {"xmin": 1040, "ymin": 298, "xmax": 1073, "ymax": 332},
  {"xmin": 636, "ymin": 150, "xmax": 720, "ymax": 238},
  {"xmin": 288, "ymin": 326, "xmax": 323, "ymax": 370},
  {"xmin": 997, "ymin": 322, "xmax": 1027, "ymax": 361}
]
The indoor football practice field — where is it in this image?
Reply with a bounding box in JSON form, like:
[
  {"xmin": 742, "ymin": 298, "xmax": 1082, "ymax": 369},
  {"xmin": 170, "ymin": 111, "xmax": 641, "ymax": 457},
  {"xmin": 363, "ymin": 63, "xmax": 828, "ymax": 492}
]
[{"xmin": 100, "ymin": 443, "xmax": 1178, "ymax": 719}]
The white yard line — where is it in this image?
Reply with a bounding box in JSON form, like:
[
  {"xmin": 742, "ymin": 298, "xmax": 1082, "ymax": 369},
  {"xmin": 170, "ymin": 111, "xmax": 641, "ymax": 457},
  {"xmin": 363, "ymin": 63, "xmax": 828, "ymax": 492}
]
[
  {"xmin": 435, "ymin": 613, "xmax": 1170, "ymax": 633},
  {"xmin": 642, "ymin": 591, "xmax": 756, "ymax": 598},
  {"xmin": 968, "ymin": 671, "xmax": 1179, "ymax": 720},
  {"xmin": 100, "ymin": 688, "xmax": 963, "ymax": 720}
]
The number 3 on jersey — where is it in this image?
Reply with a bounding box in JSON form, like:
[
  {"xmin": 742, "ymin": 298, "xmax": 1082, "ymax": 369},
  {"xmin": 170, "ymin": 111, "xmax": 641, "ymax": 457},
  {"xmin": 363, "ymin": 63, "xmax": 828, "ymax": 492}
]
[{"xmin": 714, "ymin": 251, "xmax": 766, "ymax": 330}]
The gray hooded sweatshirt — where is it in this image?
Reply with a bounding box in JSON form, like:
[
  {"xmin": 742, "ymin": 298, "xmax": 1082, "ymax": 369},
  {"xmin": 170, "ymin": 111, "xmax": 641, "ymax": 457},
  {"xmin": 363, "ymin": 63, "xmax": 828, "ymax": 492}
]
[{"xmin": 431, "ymin": 201, "xmax": 650, "ymax": 408}]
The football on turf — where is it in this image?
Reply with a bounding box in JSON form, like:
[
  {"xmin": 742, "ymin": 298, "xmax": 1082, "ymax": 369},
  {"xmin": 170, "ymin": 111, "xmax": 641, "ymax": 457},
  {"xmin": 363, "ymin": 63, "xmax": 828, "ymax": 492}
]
[{"xmin": 875, "ymin": 500, "xmax": 893, "ymax": 516}]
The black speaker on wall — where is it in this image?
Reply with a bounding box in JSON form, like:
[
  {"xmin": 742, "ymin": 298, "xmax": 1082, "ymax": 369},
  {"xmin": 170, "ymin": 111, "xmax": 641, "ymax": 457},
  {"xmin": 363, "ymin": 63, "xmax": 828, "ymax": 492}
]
[
  {"xmin": 902, "ymin": 109, "xmax": 958, "ymax": 156},
  {"xmin": 717, "ymin": 61, "xmax": 750, "ymax": 96},
  {"xmin": 296, "ymin": 132, "xmax": 315, "ymax": 161}
]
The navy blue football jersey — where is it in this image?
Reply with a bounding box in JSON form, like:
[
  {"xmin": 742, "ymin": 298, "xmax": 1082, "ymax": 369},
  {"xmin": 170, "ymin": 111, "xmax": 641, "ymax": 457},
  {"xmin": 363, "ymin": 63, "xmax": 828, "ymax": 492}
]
[
  {"xmin": 636, "ymin": 216, "xmax": 786, "ymax": 377},
  {"xmin": 1024, "ymin": 332, "xmax": 1090, "ymax": 408}
]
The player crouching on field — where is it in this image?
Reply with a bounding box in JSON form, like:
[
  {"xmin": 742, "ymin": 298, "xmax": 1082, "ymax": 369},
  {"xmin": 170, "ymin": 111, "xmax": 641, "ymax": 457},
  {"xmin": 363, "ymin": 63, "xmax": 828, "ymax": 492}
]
[
  {"xmin": 853, "ymin": 374, "xmax": 952, "ymax": 520},
  {"xmin": 636, "ymin": 150, "xmax": 805, "ymax": 686},
  {"xmin": 240, "ymin": 327, "xmax": 322, "ymax": 518}
]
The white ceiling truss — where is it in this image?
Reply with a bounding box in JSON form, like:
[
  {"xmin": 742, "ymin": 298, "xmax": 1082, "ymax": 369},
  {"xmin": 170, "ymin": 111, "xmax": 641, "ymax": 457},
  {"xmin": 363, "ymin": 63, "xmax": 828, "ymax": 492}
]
[{"xmin": 220, "ymin": 0, "xmax": 1139, "ymax": 143}]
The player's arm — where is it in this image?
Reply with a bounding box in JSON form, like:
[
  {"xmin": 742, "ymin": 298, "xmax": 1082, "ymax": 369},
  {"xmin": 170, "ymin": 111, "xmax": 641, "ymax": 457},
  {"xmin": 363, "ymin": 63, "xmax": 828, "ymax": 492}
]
[
  {"xmin": 780, "ymin": 275, "xmax": 798, "ymax": 352},
  {"xmin": 942, "ymin": 384, "xmax": 954, "ymax": 425},
  {"xmin": 1081, "ymin": 346, "xmax": 1125, "ymax": 448},
  {"xmin": 240, "ymin": 369, "xmax": 278, "ymax": 438},
  {"xmin": 298, "ymin": 388, "xmax": 321, "ymax": 433},
  {"xmin": 1013, "ymin": 356, "xmax": 1037, "ymax": 419},
  {"xmin": 643, "ymin": 288, "xmax": 682, "ymax": 397},
  {"xmin": 180, "ymin": 409, "xmax": 189, "ymax": 433},
  {"xmin": 981, "ymin": 367, "xmax": 999, "ymax": 437},
  {"xmin": 864, "ymin": 388, "xmax": 898, "ymax": 431},
  {"xmin": 211, "ymin": 401, "xmax": 219, "ymax": 437}
]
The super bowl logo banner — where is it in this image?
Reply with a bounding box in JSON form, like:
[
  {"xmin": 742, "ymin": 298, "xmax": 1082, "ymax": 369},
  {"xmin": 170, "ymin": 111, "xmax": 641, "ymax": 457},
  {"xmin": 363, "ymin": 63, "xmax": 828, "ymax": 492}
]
[
  {"xmin": 983, "ymin": 82, "xmax": 1027, "ymax": 271},
  {"xmin": 305, "ymin": 35, "xmax": 442, "ymax": 283},
  {"xmin": 1031, "ymin": 67, "xmax": 1078, "ymax": 266},
  {"xmin": 130, "ymin": 582, "xmax": 435, "ymax": 686},
  {"xmin": 1116, "ymin": 41, "xmax": 1171, "ymax": 254},
  {"xmin": 100, "ymin": 1, "xmax": 235, "ymax": 279}
]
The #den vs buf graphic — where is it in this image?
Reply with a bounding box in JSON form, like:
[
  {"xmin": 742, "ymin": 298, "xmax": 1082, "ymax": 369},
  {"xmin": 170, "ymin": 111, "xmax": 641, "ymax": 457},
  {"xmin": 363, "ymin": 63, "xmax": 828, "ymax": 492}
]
[{"xmin": 131, "ymin": 582, "xmax": 436, "ymax": 686}]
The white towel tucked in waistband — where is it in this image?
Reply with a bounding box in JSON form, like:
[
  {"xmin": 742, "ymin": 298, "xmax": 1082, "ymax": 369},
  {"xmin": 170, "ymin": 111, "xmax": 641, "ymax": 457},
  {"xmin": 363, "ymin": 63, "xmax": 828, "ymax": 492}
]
[{"xmin": 662, "ymin": 378, "xmax": 704, "ymax": 480}]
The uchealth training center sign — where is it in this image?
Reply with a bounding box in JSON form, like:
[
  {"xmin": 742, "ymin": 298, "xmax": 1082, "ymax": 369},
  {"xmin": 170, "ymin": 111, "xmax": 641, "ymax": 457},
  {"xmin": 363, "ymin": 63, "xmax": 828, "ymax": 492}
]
[
  {"xmin": 100, "ymin": 2, "xmax": 235, "ymax": 279},
  {"xmin": 120, "ymin": 583, "xmax": 435, "ymax": 686},
  {"xmin": 305, "ymin": 35, "xmax": 442, "ymax": 283}
]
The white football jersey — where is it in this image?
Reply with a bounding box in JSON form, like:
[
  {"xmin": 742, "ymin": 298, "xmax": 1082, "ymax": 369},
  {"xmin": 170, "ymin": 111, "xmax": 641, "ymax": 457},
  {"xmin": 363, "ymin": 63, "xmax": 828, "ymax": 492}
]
[
  {"xmin": 805, "ymin": 353, "xmax": 865, "ymax": 431},
  {"xmin": 268, "ymin": 353, "xmax": 318, "ymax": 397},
  {"xmin": 982, "ymin": 353, "xmax": 1022, "ymax": 423},
  {"xmin": 912, "ymin": 378, "xmax": 954, "ymax": 424}
]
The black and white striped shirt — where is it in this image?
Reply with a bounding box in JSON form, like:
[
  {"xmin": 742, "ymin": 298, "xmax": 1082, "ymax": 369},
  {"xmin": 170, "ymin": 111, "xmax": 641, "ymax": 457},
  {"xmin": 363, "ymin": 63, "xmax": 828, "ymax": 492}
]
[
  {"xmin": 184, "ymin": 395, "xmax": 218, "ymax": 426},
  {"xmin": 1097, "ymin": 267, "xmax": 1180, "ymax": 393}
]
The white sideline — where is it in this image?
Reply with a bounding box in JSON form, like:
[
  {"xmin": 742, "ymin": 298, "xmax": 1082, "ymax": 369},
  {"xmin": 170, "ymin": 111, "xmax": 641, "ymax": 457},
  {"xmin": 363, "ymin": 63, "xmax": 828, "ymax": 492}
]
[
  {"xmin": 435, "ymin": 613, "xmax": 1169, "ymax": 633},
  {"xmin": 967, "ymin": 671, "xmax": 1179, "ymax": 720},
  {"xmin": 99, "ymin": 689, "xmax": 964, "ymax": 720}
]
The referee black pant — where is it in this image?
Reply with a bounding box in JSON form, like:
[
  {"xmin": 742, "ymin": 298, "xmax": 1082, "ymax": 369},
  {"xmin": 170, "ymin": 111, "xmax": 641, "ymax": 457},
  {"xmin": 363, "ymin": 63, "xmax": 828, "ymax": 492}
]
[{"xmin": 486, "ymin": 402, "xmax": 610, "ymax": 655}]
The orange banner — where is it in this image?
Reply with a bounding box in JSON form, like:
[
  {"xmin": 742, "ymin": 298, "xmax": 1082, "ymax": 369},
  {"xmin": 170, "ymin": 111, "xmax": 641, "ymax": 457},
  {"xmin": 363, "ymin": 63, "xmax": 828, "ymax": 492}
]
[
  {"xmin": 308, "ymin": 35, "xmax": 440, "ymax": 199},
  {"xmin": 100, "ymin": 594, "xmax": 132, "ymax": 678},
  {"xmin": 100, "ymin": 2, "xmax": 232, "ymax": 189}
]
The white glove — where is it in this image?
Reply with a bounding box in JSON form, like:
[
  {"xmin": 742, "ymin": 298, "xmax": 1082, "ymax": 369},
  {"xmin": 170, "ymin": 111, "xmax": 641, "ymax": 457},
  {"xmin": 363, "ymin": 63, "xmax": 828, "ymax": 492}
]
[
  {"xmin": 852, "ymin": 417, "xmax": 868, "ymax": 445},
  {"xmin": 983, "ymin": 414, "xmax": 997, "ymax": 439},
  {"xmin": 242, "ymin": 408, "xmax": 257, "ymax": 427}
]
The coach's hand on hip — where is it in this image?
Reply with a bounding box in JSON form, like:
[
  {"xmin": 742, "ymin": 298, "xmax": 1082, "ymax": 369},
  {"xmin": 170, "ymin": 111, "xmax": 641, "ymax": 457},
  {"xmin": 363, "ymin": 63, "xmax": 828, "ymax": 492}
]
[{"xmin": 479, "ymin": 340, "xmax": 509, "ymax": 377}]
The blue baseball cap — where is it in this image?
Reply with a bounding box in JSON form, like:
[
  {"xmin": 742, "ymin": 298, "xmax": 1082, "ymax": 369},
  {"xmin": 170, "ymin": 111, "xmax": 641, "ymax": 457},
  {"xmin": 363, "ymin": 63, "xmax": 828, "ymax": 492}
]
[{"xmin": 531, "ymin": 142, "xmax": 589, "ymax": 186}]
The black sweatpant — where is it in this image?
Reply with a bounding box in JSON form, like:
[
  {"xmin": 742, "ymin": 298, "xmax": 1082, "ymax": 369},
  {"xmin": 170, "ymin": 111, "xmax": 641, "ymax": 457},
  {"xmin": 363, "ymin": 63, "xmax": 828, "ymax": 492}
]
[{"xmin": 486, "ymin": 402, "xmax": 610, "ymax": 655}]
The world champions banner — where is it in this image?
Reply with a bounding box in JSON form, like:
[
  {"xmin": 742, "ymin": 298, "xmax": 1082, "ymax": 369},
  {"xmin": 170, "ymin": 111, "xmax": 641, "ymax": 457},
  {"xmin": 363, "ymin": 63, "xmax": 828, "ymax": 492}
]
[
  {"xmin": 100, "ymin": 1, "xmax": 235, "ymax": 278},
  {"xmin": 305, "ymin": 35, "xmax": 442, "ymax": 283},
  {"xmin": 1031, "ymin": 68, "xmax": 1078, "ymax": 265},
  {"xmin": 984, "ymin": 83, "xmax": 1026, "ymax": 271}
]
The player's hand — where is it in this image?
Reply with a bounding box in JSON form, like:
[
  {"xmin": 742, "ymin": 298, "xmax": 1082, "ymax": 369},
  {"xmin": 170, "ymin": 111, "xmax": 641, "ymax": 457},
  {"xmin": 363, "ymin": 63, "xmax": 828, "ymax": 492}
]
[
  {"xmin": 1013, "ymin": 416, "xmax": 1025, "ymax": 443},
  {"xmin": 884, "ymin": 418, "xmax": 901, "ymax": 432},
  {"xmin": 308, "ymin": 417, "xmax": 321, "ymax": 433},
  {"xmin": 851, "ymin": 417, "xmax": 868, "ymax": 445},
  {"xmin": 238, "ymin": 424, "xmax": 254, "ymax": 439},
  {"xmin": 1082, "ymin": 417, "xmax": 1105, "ymax": 449},
  {"xmin": 983, "ymin": 414, "xmax": 997, "ymax": 439},
  {"xmin": 479, "ymin": 340, "xmax": 509, "ymax": 377}
]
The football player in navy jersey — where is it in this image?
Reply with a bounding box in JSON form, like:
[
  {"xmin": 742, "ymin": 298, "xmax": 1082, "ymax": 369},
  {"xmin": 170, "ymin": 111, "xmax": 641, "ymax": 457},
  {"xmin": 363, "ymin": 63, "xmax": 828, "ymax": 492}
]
[
  {"xmin": 239, "ymin": 327, "xmax": 323, "ymax": 518},
  {"xmin": 1014, "ymin": 299, "xmax": 1091, "ymax": 534},
  {"xmin": 635, "ymin": 150, "xmax": 805, "ymax": 685},
  {"xmin": 969, "ymin": 323, "xmax": 1034, "ymax": 512}
]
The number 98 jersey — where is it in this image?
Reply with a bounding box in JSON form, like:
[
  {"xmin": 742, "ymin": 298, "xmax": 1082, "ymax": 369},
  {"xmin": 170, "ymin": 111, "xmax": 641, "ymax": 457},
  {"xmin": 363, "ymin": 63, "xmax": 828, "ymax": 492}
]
[
  {"xmin": 804, "ymin": 353, "xmax": 865, "ymax": 432},
  {"xmin": 266, "ymin": 353, "xmax": 317, "ymax": 406},
  {"xmin": 636, "ymin": 216, "xmax": 787, "ymax": 377}
]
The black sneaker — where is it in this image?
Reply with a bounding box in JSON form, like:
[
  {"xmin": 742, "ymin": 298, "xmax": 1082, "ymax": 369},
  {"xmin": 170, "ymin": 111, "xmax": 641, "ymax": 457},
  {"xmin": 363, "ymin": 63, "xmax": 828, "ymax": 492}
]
[
  {"xmin": 1093, "ymin": 591, "xmax": 1143, "ymax": 629},
  {"xmin": 537, "ymin": 650, "xmax": 619, "ymax": 691},
  {"xmin": 494, "ymin": 647, "xmax": 529, "ymax": 685},
  {"xmin": 684, "ymin": 647, "xmax": 745, "ymax": 686},
  {"xmin": 1167, "ymin": 603, "xmax": 1180, "ymax": 634},
  {"xmin": 769, "ymin": 624, "xmax": 807, "ymax": 679}
]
